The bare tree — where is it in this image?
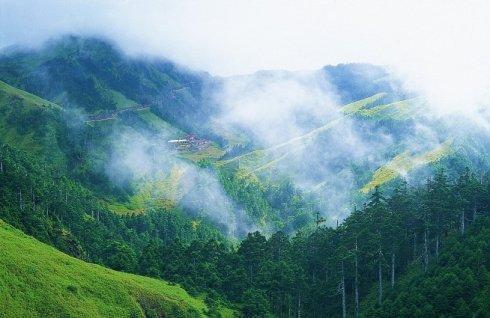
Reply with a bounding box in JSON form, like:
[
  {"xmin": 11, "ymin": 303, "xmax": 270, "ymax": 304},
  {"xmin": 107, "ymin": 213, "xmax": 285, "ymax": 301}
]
[
  {"xmin": 435, "ymin": 235, "xmax": 439, "ymax": 261},
  {"xmin": 355, "ymin": 239, "xmax": 359, "ymax": 317},
  {"xmin": 413, "ymin": 232, "xmax": 417, "ymax": 260},
  {"xmin": 341, "ymin": 260, "xmax": 346, "ymax": 318},
  {"xmin": 461, "ymin": 209, "xmax": 465, "ymax": 235},
  {"xmin": 424, "ymin": 225, "xmax": 429, "ymax": 273},
  {"xmin": 297, "ymin": 292, "xmax": 301, "ymax": 318},
  {"xmin": 19, "ymin": 189, "xmax": 23, "ymax": 210},
  {"xmin": 378, "ymin": 248, "xmax": 383, "ymax": 305},
  {"xmin": 391, "ymin": 252, "xmax": 395, "ymax": 288}
]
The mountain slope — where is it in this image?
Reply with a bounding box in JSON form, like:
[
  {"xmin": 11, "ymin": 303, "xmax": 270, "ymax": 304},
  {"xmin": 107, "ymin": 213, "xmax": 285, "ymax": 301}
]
[
  {"xmin": 0, "ymin": 79, "xmax": 64, "ymax": 163},
  {"xmin": 1, "ymin": 36, "xmax": 487, "ymax": 234},
  {"xmin": 0, "ymin": 35, "xmax": 216, "ymax": 138},
  {"xmin": 218, "ymin": 93, "xmax": 453, "ymax": 193},
  {"xmin": 0, "ymin": 219, "xmax": 210, "ymax": 318},
  {"xmin": 361, "ymin": 217, "xmax": 490, "ymax": 317}
]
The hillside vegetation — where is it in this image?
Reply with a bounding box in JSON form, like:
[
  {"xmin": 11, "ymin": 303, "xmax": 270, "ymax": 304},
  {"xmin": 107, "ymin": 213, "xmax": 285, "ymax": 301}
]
[
  {"xmin": 0, "ymin": 36, "xmax": 489, "ymax": 317},
  {"xmin": 0, "ymin": 219, "xmax": 208, "ymax": 318}
]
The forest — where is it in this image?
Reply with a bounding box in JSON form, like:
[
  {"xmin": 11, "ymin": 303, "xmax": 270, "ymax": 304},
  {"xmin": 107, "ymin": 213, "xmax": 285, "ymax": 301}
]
[
  {"xmin": 0, "ymin": 32, "xmax": 489, "ymax": 317},
  {"xmin": 1, "ymin": 141, "xmax": 488, "ymax": 317}
]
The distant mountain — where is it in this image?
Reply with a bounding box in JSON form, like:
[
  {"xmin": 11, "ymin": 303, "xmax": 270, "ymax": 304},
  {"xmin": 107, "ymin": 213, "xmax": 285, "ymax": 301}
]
[
  {"xmin": 0, "ymin": 35, "xmax": 488, "ymax": 318},
  {"xmin": 322, "ymin": 63, "xmax": 406, "ymax": 104},
  {"xmin": 0, "ymin": 35, "xmax": 216, "ymax": 139},
  {"xmin": 0, "ymin": 35, "xmax": 488, "ymax": 234}
]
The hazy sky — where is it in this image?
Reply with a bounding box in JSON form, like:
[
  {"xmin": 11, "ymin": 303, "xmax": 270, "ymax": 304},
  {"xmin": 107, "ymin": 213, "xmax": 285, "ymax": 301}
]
[
  {"xmin": 0, "ymin": 0, "xmax": 488, "ymax": 75},
  {"xmin": 1, "ymin": 0, "xmax": 490, "ymax": 115}
]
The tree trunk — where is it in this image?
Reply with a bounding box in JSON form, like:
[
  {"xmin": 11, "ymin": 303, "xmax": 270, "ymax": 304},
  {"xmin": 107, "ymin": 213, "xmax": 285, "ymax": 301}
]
[
  {"xmin": 341, "ymin": 260, "xmax": 346, "ymax": 318},
  {"xmin": 297, "ymin": 293, "xmax": 301, "ymax": 318},
  {"xmin": 378, "ymin": 249, "xmax": 383, "ymax": 305},
  {"xmin": 391, "ymin": 253, "xmax": 395, "ymax": 288},
  {"xmin": 249, "ymin": 264, "xmax": 253, "ymax": 284},
  {"xmin": 424, "ymin": 225, "xmax": 428, "ymax": 273},
  {"xmin": 413, "ymin": 232, "xmax": 417, "ymax": 260},
  {"xmin": 461, "ymin": 210, "xmax": 465, "ymax": 235},
  {"xmin": 19, "ymin": 189, "xmax": 23, "ymax": 210},
  {"xmin": 355, "ymin": 240, "xmax": 359, "ymax": 317},
  {"xmin": 435, "ymin": 235, "xmax": 439, "ymax": 261}
]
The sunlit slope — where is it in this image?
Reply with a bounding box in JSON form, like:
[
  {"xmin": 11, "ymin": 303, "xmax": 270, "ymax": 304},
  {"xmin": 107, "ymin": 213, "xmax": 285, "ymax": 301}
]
[
  {"xmin": 361, "ymin": 139, "xmax": 453, "ymax": 193},
  {"xmin": 0, "ymin": 82, "xmax": 223, "ymax": 221},
  {"xmin": 218, "ymin": 117, "xmax": 343, "ymax": 171},
  {"xmin": 0, "ymin": 80, "xmax": 59, "ymax": 109},
  {"xmin": 341, "ymin": 92, "xmax": 388, "ymax": 115},
  {"xmin": 0, "ymin": 219, "xmax": 209, "ymax": 318},
  {"xmin": 0, "ymin": 80, "xmax": 64, "ymax": 161},
  {"xmin": 0, "ymin": 36, "xmax": 212, "ymax": 135},
  {"xmin": 218, "ymin": 93, "xmax": 451, "ymax": 193}
]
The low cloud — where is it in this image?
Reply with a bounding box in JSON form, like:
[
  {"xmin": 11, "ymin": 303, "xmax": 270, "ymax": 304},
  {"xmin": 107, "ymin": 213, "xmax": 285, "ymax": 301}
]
[{"xmin": 106, "ymin": 128, "xmax": 254, "ymax": 237}]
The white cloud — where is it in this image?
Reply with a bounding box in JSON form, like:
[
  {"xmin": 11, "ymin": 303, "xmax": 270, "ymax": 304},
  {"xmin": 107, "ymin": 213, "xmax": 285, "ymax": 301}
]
[
  {"xmin": 2, "ymin": 0, "xmax": 489, "ymax": 119},
  {"xmin": 0, "ymin": 1, "xmax": 488, "ymax": 72}
]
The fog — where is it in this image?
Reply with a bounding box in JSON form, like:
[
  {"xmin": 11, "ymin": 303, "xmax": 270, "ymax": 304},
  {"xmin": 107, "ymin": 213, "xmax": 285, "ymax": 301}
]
[
  {"xmin": 105, "ymin": 128, "xmax": 254, "ymax": 237},
  {"xmin": 1, "ymin": 0, "xmax": 489, "ymax": 231},
  {"xmin": 2, "ymin": 0, "xmax": 489, "ymax": 119}
]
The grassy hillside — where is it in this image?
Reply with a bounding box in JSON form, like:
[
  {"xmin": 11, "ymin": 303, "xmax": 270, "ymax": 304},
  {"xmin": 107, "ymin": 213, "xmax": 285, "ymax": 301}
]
[
  {"xmin": 0, "ymin": 80, "xmax": 59, "ymax": 109},
  {"xmin": 0, "ymin": 36, "xmax": 214, "ymax": 137},
  {"xmin": 0, "ymin": 219, "xmax": 212, "ymax": 318},
  {"xmin": 0, "ymin": 80, "xmax": 64, "ymax": 162},
  {"xmin": 218, "ymin": 93, "xmax": 447, "ymax": 193},
  {"xmin": 361, "ymin": 139, "xmax": 453, "ymax": 193},
  {"xmin": 341, "ymin": 92, "xmax": 388, "ymax": 115}
]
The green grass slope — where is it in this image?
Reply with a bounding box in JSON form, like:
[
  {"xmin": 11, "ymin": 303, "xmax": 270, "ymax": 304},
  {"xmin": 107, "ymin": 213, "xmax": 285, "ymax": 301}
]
[
  {"xmin": 0, "ymin": 80, "xmax": 63, "ymax": 161},
  {"xmin": 0, "ymin": 219, "xmax": 209, "ymax": 318},
  {"xmin": 218, "ymin": 93, "xmax": 432, "ymax": 186},
  {"xmin": 0, "ymin": 80, "xmax": 59, "ymax": 109},
  {"xmin": 219, "ymin": 92, "xmax": 421, "ymax": 173},
  {"xmin": 361, "ymin": 139, "xmax": 453, "ymax": 193}
]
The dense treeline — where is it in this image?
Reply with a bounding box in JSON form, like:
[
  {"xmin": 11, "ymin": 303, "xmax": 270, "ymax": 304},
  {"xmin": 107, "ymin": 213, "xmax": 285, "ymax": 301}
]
[
  {"xmin": 363, "ymin": 217, "xmax": 490, "ymax": 317},
  {"xmin": 133, "ymin": 169, "xmax": 489, "ymax": 317},
  {"xmin": 1, "ymin": 141, "xmax": 489, "ymax": 317},
  {"xmin": 217, "ymin": 167, "xmax": 316, "ymax": 232},
  {"xmin": 0, "ymin": 143, "xmax": 224, "ymax": 266}
]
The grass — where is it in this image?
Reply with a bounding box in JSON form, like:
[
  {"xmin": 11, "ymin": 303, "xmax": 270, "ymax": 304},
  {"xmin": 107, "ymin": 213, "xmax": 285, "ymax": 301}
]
[
  {"xmin": 342, "ymin": 92, "xmax": 387, "ymax": 115},
  {"xmin": 136, "ymin": 109, "xmax": 183, "ymax": 137},
  {"xmin": 108, "ymin": 89, "xmax": 138, "ymax": 109},
  {"xmin": 355, "ymin": 97, "xmax": 424, "ymax": 120},
  {"xmin": 218, "ymin": 92, "xmax": 418, "ymax": 173},
  {"xmin": 179, "ymin": 144, "xmax": 225, "ymax": 162},
  {"xmin": 104, "ymin": 167, "xmax": 185, "ymax": 215},
  {"xmin": 0, "ymin": 80, "xmax": 64, "ymax": 161},
  {"xmin": 219, "ymin": 118, "xmax": 343, "ymax": 171},
  {"xmin": 0, "ymin": 219, "xmax": 211, "ymax": 317},
  {"xmin": 361, "ymin": 139, "xmax": 453, "ymax": 193},
  {"xmin": 0, "ymin": 80, "xmax": 59, "ymax": 110},
  {"xmin": 218, "ymin": 93, "xmax": 434, "ymax": 193}
]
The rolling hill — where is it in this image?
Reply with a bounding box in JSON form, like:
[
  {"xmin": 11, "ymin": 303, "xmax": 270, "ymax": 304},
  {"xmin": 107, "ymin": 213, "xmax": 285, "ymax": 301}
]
[{"xmin": 0, "ymin": 219, "xmax": 216, "ymax": 318}]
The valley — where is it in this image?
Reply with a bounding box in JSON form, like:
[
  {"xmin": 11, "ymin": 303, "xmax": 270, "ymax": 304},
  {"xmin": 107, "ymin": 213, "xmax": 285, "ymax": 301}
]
[{"xmin": 0, "ymin": 36, "xmax": 488, "ymax": 317}]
